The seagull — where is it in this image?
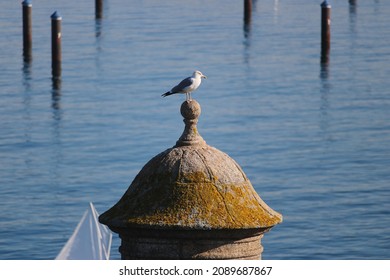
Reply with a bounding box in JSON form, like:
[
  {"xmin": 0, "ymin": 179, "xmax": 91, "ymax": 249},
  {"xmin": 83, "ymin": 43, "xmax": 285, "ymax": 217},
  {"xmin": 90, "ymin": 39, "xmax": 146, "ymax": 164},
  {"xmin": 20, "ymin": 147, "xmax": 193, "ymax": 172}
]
[{"xmin": 162, "ymin": 70, "xmax": 207, "ymax": 101}]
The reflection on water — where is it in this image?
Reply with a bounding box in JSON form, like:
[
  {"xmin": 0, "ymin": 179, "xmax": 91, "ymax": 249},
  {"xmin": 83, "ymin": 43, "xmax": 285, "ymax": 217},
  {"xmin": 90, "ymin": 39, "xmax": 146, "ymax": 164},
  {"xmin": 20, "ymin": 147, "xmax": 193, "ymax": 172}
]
[
  {"xmin": 21, "ymin": 60, "xmax": 33, "ymax": 149},
  {"xmin": 23, "ymin": 50, "xmax": 32, "ymax": 64},
  {"xmin": 22, "ymin": 60, "xmax": 32, "ymax": 91},
  {"xmin": 349, "ymin": 0, "xmax": 357, "ymax": 12},
  {"xmin": 320, "ymin": 48, "xmax": 330, "ymax": 80},
  {"xmin": 273, "ymin": 0, "xmax": 279, "ymax": 23},
  {"xmin": 50, "ymin": 75, "xmax": 63, "ymax": 196},
  {"xmin": 349, "ymin": 0, "xmax": 357, "ymax": 33},
  {"xmin": 51, "ymin": 77, "xmax": 62, "ymax": 113},
  {"xmin": 319, "ymin": 54, "xmax": 331, "ymax": 145},
  {"xmin": 95, "ymin": 18, "xmax": 103, "ymax": 39}
]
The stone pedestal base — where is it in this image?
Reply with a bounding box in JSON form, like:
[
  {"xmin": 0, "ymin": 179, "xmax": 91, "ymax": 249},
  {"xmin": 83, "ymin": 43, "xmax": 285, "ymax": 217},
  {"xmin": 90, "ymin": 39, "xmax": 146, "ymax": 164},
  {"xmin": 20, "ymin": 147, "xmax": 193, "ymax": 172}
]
[{"xmin": 115, "ymin": 228, "xmax": 265, "ymax": 260}]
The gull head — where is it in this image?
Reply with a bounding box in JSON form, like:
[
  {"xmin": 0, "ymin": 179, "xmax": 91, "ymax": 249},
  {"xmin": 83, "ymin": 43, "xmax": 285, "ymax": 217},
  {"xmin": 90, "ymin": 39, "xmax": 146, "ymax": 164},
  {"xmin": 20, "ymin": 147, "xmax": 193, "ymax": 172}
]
[{"xmin": 193, "ymin": 70, "xmax": 207, "ymax": 79}]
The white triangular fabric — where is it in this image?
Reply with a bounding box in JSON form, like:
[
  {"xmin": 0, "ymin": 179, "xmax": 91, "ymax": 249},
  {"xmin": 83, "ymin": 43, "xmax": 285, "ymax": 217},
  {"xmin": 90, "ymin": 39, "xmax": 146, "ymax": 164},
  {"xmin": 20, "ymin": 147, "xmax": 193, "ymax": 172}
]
[{"xmin": 55, "ymin": 202, "xmax": 112, "ymax": 260}]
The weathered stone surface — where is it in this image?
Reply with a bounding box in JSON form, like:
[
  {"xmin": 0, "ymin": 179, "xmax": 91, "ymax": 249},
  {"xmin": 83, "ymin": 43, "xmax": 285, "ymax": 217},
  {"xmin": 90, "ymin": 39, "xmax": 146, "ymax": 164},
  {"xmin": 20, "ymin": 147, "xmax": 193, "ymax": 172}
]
[
  {"xmin": 99, "ymin": 144, "xmax": 281, "ymax": 230},
  {"xmin": 99, "ymin": 99, "xmax": 282, "ymax": 259},
  {"xmin": 117, "ymin": 228, "xmax": 264, "ymax": 260}
]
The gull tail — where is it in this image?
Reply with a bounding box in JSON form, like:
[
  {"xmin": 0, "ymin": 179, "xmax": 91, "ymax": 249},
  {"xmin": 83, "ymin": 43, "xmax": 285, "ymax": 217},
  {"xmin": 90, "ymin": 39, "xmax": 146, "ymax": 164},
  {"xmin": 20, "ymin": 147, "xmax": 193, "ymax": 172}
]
[{"xmin": 162, "ymin": 91, "xmax": 174, "ymax": 97}]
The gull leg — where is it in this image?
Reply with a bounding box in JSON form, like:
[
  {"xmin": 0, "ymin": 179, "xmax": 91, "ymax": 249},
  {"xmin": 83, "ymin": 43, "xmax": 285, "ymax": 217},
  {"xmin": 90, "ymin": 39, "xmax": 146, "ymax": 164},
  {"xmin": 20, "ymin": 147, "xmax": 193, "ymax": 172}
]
[{"xmin": 185, "ymin": 93, "xmax": 189, "ymax": 101}]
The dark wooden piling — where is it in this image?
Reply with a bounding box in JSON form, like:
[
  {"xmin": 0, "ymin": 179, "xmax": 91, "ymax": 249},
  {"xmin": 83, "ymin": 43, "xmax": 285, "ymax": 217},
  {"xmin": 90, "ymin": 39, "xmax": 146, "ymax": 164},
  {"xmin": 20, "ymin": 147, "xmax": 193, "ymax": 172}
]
[
  {"xmin": 321, "ymin": 1, "xmax": 331, "ymax": 51},
  {"xmin": 244, "ymin": 0, "xmax": 252, "ymax": 26},
  {"xmin": 95, "ymin": 0, "xmax": 103, "ymax": 19},
  {"xmin": 22, "ymin": 0, "xmax": 32, "ymax": 61},
  {"xmin": 51, "ymin": 11, "xmax": 62, "ymax": 78},
  {"xmin": 243, "ymin": 0, "xmax": 252, "ymax": 38}
]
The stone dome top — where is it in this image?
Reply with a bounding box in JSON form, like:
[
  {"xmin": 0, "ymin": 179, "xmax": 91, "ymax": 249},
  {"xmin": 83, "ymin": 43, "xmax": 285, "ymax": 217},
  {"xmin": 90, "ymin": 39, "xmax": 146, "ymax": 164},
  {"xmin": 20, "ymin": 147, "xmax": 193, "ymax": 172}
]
[{"xmin": 99, "ymin": 100, "xmax": 282, "ymax": 230}]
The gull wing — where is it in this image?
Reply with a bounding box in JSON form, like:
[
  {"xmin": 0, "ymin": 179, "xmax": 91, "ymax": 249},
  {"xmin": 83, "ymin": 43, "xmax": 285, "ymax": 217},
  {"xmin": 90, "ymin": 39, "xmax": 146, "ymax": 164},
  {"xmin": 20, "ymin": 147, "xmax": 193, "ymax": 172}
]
[{"xmin": 171, "ymin": 77, "xmax": 193, "ymax": 93}]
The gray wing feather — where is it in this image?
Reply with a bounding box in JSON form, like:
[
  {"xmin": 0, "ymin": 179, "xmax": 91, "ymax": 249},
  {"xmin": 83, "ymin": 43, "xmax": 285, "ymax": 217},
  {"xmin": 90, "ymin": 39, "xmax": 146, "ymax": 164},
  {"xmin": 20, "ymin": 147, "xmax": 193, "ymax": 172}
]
[{"xmin": 171, "ymin": 77, "xmax": 193, "ymax": 93}]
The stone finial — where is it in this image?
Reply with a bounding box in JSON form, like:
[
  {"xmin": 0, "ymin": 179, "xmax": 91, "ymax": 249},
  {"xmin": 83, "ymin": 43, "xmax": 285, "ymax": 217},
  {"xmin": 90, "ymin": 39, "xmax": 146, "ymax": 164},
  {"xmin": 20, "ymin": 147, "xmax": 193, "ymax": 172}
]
[{"xmin": 176, "ymin": 100, "xmax": 206, "ymax": 147}]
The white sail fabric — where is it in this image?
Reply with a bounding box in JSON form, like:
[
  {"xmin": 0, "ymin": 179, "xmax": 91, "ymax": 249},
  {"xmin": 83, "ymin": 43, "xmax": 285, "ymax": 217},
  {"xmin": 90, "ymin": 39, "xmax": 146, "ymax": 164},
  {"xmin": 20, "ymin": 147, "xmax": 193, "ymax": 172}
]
[{"xmin": 55, "ymin": 202, "xmax": 112, "ymax": 260}]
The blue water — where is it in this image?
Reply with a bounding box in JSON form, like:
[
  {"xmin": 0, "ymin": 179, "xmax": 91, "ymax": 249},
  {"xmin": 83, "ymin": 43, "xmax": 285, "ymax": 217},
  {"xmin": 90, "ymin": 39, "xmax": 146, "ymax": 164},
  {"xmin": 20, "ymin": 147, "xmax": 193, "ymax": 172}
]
[{"xmin": 1, "ymin": 0, "xmax": 389, "ymax": 260}]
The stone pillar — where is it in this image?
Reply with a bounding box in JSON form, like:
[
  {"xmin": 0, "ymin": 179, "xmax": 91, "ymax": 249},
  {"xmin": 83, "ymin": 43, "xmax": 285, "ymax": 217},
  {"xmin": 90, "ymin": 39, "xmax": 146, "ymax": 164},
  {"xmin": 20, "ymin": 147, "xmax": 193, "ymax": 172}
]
[{"xmin": 99, "ymin": 100, "xmax": 282, "ymax": 259}]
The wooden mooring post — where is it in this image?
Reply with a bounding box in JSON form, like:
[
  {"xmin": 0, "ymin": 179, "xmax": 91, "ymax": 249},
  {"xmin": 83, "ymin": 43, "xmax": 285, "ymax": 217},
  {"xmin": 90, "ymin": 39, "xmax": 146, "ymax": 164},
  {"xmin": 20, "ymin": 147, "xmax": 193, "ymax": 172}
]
[
  {"xmin": 96, "ymin": 0, "xmax": 103, "ymax": 19},
  {"xmin": 321, "ymin": 1, "xmax": 331, "ymax": 51},
  {"xmin": 51, "ymin": 11, "xmax": 62, "ymax": 78},
  {"xmin": 243, "ymin": 0, "xmax": 252, "ymax": 37},
  {"xmin": 22, "ymin": 0, "xmax": 32, "ymax": 61},
  {"xmin": 244, "ymin": 0, "xmax": 252, "ymax": 26}
]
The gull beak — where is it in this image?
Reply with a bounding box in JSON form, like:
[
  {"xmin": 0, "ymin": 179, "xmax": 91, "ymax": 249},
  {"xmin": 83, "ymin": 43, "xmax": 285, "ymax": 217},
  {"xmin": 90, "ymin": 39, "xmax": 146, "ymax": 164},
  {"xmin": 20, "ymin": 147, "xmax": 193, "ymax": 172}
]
[{"xmin": 202, "ymin": 75, "xmax": 207, "ymax": 79}]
